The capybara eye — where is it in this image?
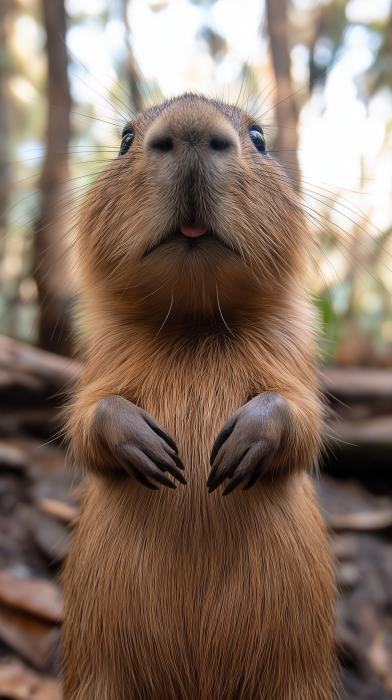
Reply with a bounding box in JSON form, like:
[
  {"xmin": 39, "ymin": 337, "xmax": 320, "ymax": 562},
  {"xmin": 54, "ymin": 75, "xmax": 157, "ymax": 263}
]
[
  {"xmin": 119, "ymin": 130, "xmax": 135, "ymax": 156},
  {"xmin": 249, "ymin": 128, "xmax": 266, "ymax": 154}
]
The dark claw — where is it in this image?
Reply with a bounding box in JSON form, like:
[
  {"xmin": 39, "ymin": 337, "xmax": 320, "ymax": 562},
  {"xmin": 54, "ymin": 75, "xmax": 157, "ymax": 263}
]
[
  {"xmin": 242, "ymin": 460, "xmax": 267, "ymax": 491},
  {"xmin": 120, "ymin": 460, "xmax": 159, "ymax": 490},
  {"xmin": 207, "ymin": 448, "xmax": 249, "ymax": 492},
  {"xmin": 208, "ymin": 393, "xmax": 288, "ymax": 497},
  {"xmin": 208, "ymin": 469, "xmax": 231, "ymax": 493},
  {"xmin": 132, "ymin": 467, "xmax": 159, "ymax": 490},
  {"xmin": 143, "ymin": 415, "xmax": 179, "ymax": 453},
  {"xmin": 148, "ymin": 468, "xmax": 177, "ymax": 489},
  {"xmin": 206, "ymin": 464, "xmax": 218, "ymax": 489},
  {"xmin": 160, "ymin": 460, "xmax": 187, "ymax": 485},
  {"xmin": 167, "ymin": 450, "xmax": 185, "ymax": 471},
  {"xmin": 210, "ymin": 415, "xmax": 238, "ymax": 466},
  {"xmin": 95, "ymin": 396, "xmax": 183, "ymax": 491},
  {"xmin": 222, "ymin": 471, "xmax": 248, "ymax": 496}
]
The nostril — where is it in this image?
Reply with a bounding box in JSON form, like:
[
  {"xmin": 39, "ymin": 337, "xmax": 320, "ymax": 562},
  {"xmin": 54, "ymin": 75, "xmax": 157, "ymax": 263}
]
[
  {"xmin": 150, "ymin": 137, "xmax": 174, "ymax": 152},
  {"xmin": 209, "ymin": 136, "xmax": 232, "ymax": 152}
]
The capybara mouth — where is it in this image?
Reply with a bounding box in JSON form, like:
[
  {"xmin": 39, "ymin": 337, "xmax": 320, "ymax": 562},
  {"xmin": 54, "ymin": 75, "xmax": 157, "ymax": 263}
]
[
  {"xmin": 180, "ymin": 225, "xmax": 208, "ymax": 238},
  {"xmin": 143, "ymin": 227, "xmax": 240, "ymax": 257}
]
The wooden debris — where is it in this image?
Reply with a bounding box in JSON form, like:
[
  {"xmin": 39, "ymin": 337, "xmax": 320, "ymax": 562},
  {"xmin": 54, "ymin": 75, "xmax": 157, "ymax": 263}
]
[
  {"xmin": 367, "ymin": 633, "xmax": 392, "ymax": 694},
  {"xmin": 37, "ymin": 499, "xmax": 78, "ymax": 524},
  {"xmin": 320, "ymin": 367, "xmax": 392, "ymax": 475},
  {"xmin": 0, "ymin": 335, "xmax": 80, "ymax": 388},
  {"xmin": 336, "ymin": 623, "xmax": 368, "ymax": 671},
  {"xmin": 0, "ymin": 441, "xmax": 29, "ymax": 470},
  {"xmin": 320, "ymin": 366, "xmax": 392, "ymax": 399},
  {"xmin": 0, "ymin": 660, "xmax": 62, "ymax": 700},
  {"xmin": 0, "ymin": 571, "xmax": 63, "ymax": 623},
  {"xmin": 327, "ymin": 415, "xmax": 392, "ymax": 446},
  {"xmin": 329, "ymin": 534, "xmax": 358, "ymax": 560},
  {"xmin": 336, "ymin": 563, "xmax": 361, "ymax": 589},
  {"xmin": 0, "ymin": 606, "xmax": 59, "ymax": 670},
  {"xmin": 327, "ymin": 509, "xmax": 392, "ymax": 531},
  {"xmin": 29, "ymin": 512, "xmax": 71, "ymax": 564}
]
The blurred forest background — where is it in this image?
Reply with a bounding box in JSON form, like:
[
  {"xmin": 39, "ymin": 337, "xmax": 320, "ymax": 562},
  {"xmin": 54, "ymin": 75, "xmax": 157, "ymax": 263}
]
[
  {"xmin": 0, "ymin": 0, "xmax": 392, "ymax": 363},
  {"xmin": 2, "ymin": 4, "xmax": 392, "ymax": 698}
]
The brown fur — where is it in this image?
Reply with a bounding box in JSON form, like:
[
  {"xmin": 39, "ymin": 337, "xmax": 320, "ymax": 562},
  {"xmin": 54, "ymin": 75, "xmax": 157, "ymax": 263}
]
[{"xmin": 62, "ymin": 94, "xmax": 336, "ymax": 699}]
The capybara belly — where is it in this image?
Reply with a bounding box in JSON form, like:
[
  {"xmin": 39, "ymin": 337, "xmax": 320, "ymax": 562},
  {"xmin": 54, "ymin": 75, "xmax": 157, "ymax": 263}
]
[{"xmin": 62, "ymin": 474, "xmax": 334, "ymax": 700}]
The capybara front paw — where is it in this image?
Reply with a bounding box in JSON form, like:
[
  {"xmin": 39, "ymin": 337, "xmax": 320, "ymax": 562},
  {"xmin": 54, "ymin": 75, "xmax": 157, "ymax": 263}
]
[
  {"xmin": 207, "ymin": 392, "xmax": 289, "ymax": 496},
  {"xmin": 95, "ymin": 396, "xmax": 186, "ymax": 489}
]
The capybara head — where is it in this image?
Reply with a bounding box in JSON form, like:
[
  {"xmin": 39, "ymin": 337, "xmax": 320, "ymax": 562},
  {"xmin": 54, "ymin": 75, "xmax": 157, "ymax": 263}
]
[{"xmin": 78, "ymin": 94, "xmax": 308, "ymax": 328}]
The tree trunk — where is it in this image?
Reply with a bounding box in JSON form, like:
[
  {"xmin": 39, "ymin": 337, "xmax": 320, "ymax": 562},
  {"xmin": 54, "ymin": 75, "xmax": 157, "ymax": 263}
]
[
  {"xmin": 389, "ymin": 7, "xmax": 392, "ymax": 86},
  {"xmin": 34, "ymin": 0, "xmax": 73, "ymax": 356},
  {"xmin": 0, "ymin": 0, "xmax": 12, "ymax": 257},
  {"xmin": 265, "ymin": 0, "xmax": 299, "ymax": 189},
  {"xmin": 121, "ymin": 0, "xmax": 143, "ymax": 115}
]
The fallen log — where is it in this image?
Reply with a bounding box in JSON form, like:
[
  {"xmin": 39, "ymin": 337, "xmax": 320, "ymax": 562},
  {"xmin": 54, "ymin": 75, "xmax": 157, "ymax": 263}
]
[{"xmin": 320, "ymin": 366, "xmax": 392, "ymax": 399}]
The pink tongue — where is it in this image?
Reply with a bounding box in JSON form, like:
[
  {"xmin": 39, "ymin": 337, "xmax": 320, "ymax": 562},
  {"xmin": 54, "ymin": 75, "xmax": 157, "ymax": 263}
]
[{"xmin": 180, "ymin": 225, "xmax": 207, "ymax": 238}]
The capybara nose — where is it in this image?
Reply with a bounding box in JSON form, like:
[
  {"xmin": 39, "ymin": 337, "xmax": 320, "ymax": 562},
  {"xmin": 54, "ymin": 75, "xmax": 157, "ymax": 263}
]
[
  {"xmin": 148, "ymin": 130, "xmax": 236, "ymax": 154},
  {"xmin": 144, "ymin": 100, "xmax": 241, "ymax": 161}
]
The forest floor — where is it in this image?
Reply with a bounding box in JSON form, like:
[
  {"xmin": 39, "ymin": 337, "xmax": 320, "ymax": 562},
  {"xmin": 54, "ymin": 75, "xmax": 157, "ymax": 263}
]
[{"xmin": 0, "ymin": 336, "xmax": 391, "ymax": 699}]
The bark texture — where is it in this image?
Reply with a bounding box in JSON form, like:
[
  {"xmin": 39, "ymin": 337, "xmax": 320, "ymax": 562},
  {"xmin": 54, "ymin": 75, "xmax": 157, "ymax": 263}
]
[
  {"xmin": 0, "ymin": 0, "xmax": 12, "ymax": 255},
  {"xmin": 265, "ymin": 0, "xmax": 299, "ymax": 188},
  {"xmin": 34, "ymin": 0, "xmax": 73, "ymax": 356},
  {"xmin": 121, "ymin": 0, "xmax": 143, "ymax": 115}
]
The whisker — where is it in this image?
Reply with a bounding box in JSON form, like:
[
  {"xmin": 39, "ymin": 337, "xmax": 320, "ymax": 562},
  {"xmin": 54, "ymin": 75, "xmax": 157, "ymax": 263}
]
[
  {"xmin": 155, "ymin": 289, "xmax": 174, "ymax": 339},
  {"xmin": 216, "ymin": 283, "xmax": 234, "ymax": 336}
]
